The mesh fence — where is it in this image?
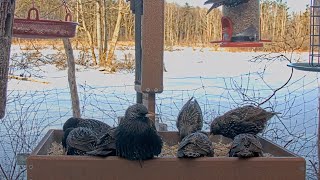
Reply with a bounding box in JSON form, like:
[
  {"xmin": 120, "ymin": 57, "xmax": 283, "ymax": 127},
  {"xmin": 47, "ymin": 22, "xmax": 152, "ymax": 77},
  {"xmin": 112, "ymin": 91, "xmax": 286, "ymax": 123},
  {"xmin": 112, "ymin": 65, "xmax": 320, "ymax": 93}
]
[
  {"xmin": 0, "ymin": 45, "xmax": 319, "ymax": 179},
  {"xmin": 0, "ymin": 70, "xmax": 319, "ymax": 179}
]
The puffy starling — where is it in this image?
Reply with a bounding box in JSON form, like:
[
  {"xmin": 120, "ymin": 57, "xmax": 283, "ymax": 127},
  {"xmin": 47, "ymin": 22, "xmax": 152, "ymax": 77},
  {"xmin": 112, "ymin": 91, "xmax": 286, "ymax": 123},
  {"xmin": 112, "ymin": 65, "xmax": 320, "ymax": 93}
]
[
  {"xmin": 115, "ymin": 104, "xmax": 163, "ymax": 161},
  {"xmin": 210, "ymin": 105, "xmax": 279, "ymax": 139},
  {"xmin": 86, "ymin": 127, "xmax": 117, "ymax": 157},
  {"xmin": 63, "ymin": 117, "xmax": 111, "ymax": 136},
  {"xmin": 64, "ymin": 127, "xmax": 98, "ymax": 155},
  {"xmin": 204, "ymin": 0, "xmax": 250, "ymax": 14},
  {"xmin": 176, "ymin": 97, "xmax": 203, "ymax": 140},
  {"xmin": 229, "ymin": 133, "xmax": 263, "ymax": 158},
  {"xmin": 177, "ymin": 131, "xmax": 214, "ymax": 158}
]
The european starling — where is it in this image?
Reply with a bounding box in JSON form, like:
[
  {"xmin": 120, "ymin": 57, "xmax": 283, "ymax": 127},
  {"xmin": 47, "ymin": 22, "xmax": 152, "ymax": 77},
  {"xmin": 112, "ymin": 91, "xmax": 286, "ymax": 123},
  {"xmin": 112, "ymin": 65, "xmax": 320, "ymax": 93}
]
[
  {"xmin": 64, "ymin": 127, "xmax": 98, "ymax": 155},
  {"xmin": 86, "ymin": 127, "xmax": 117, "ymax": 157},
  {"xmin": 229, "ymin": 133, "xmax": 263, "ymax": 158},
  {"xmin": 177, "ymin": 131, "xmax": 214, "ymax": 158},
  {"xmin": 63, "ymin": 117, "xmax": 111, "ymax": 136},
  {"xmin": 210, "ymin": 105, "xmax": 278, "ymax": 139},
  {"xmin": 115, "ymin": 104, "xmax": 163, "ymax": 161},
  {"xmin": 204, "ymin": 0, "xmax": 250, "ymax": 14},
  {"xmin": 176, "ymin": 97, "xmax": 203, "ymax": 140}
]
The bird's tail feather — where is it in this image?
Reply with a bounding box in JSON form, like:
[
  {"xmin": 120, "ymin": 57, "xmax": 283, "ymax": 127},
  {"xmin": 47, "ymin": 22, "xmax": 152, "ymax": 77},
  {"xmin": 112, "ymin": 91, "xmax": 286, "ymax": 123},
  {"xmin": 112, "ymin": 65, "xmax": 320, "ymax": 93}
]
[{"xmin": 206, "ymin": 3, "xmax": 223, "ymax": 14}]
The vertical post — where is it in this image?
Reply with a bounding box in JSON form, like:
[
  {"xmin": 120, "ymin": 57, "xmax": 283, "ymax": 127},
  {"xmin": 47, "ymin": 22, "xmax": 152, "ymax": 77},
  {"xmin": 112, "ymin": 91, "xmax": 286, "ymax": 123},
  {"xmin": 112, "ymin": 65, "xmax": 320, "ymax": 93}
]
[
  {"xmin": 318, "ymin": 91, "xmax": 320, "ymax": 179},
  {"xmin": 314, "ymin": 1, "xmax": 320, "ymax": 178},
  {"xmin": 142, "ymin": 93, "xmax": 155, "ymax": 121},
  {"xmin": 63, "ymin": 38, "xmax": 81, "ymax": 118},
  {"xmin": 130, "ymin": 0, "xmax": 164, "ymax": 124},
  {"xmin": 139, "ymin": 0, "xmax": 164, "ymax": 123},
  {"xmin": 133, "ymin": 0, "xmax": 143, "ymax": 104},
  {"xmin": 0, "ymin": 0, "xmax": 16, "ymax": 119}
]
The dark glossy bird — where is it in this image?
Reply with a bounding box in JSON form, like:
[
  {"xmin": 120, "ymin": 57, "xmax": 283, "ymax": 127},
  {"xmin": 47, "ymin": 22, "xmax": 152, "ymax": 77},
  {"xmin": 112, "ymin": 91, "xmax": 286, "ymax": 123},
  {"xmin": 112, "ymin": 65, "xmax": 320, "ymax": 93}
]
[
  {"xmin": 115, "ymin": 104, "xmax": 163, "ymax": 161},
  {"xmin": 229, "ymin": 133, "xmax": 263, "ymax": 158},
  {"xmin": 205, "ymin": 0, "xmax": 250, "ymax": 14},
  {"xmin": 63, "ymin": 117, "xmax": 111, "ymax": 136},
  {"xmin": 86, "ymin": 127, "xmax": 117, "ymax": 157},
  {"xmin": 64, "ymin": 127, "xmax": 98, "ymax": 155},
  {"xmin": 210, "ymin": 105, "xmax": 279, "ymax": 139},
  {"xmin": 176, "ymin": 97, "xmax": 203, "ymax": 140},
  {"xmin": 177, "ymin": 131, "xmax": 214, "ymax": 158}
]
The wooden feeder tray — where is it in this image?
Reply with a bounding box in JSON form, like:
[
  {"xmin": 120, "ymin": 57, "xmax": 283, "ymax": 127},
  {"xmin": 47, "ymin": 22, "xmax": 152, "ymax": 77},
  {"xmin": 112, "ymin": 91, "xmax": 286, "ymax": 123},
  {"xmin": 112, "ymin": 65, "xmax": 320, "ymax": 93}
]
[
  {"xmin": 13, "ymin": 8, "xmax": 78, "ymax": 39},
  {"xmin": 27, "ymin": 129, "xmax": 306, "ymax": 180},
  {"xmin": 287, "ymin": 62, "xmax": 320, "ymax": 72}
]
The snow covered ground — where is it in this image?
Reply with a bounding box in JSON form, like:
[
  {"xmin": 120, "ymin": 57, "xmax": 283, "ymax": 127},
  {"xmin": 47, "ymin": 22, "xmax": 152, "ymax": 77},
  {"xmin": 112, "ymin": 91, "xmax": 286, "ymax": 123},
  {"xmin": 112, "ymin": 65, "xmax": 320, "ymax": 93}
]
[{"xmin": 6, "ymin": 45, "xmax": 319, "ymax": 137}]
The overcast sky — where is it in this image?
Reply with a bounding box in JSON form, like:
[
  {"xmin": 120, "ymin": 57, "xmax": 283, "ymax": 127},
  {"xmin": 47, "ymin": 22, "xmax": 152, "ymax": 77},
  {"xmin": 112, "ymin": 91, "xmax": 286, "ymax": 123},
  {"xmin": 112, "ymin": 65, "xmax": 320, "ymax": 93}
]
[{"xmin": 165, "ymin": 0, "xmax": 310, "ymax": 12}]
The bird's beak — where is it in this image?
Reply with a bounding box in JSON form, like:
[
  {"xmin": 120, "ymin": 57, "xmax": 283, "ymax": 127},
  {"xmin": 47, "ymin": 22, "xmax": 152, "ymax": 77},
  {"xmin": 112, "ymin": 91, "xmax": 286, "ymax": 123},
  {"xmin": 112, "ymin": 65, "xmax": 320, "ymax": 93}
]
[{"xmin": 146, "ymin": 112, "xmax": 155, "ymax": 118}]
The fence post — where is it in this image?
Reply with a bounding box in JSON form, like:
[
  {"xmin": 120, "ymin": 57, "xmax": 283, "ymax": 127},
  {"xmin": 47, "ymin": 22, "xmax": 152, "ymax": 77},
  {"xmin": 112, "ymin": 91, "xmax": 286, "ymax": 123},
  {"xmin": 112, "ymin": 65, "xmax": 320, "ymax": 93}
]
[
  {"xmin": 133, "ymin": 0, "xmax": 164, "ymax": 123},
  {"xmin": 63, "ymin": 38, "xmax": 81, "ymax": 118}
]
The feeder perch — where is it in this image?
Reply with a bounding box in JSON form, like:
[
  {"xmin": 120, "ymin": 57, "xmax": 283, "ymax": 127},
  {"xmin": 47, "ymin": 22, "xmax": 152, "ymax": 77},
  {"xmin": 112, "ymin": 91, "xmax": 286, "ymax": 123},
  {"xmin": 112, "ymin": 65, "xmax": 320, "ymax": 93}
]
[
  {"xmin": 13, "ymin": 7, "xmax": 78, "ymax": 39},
  {"xmin": 211, "ymin": 0, "xmax": 271, "ymax": 47},
  {"xmin": 288, "ymin": 0, "xmax": 320, "ymax": 72}
]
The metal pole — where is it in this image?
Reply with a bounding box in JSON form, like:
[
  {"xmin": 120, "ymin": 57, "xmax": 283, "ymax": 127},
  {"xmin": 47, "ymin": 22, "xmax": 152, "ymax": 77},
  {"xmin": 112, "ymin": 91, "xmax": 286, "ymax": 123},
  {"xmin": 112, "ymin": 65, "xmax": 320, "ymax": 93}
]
[{"xmin": 134, "ymin": 0, "xmax": 143, "ymax": 104}]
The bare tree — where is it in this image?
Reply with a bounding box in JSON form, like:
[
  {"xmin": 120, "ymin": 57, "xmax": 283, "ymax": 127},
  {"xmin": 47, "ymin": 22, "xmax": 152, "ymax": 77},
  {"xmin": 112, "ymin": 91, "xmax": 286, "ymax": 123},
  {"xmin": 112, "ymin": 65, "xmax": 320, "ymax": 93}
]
[
  {"xmin": 0, "ymin": 0, "xmax": 16, "ymax": 119},
  {"xmin": 106, "ymin": 0, "xmax": 123, "ymax": 68}
]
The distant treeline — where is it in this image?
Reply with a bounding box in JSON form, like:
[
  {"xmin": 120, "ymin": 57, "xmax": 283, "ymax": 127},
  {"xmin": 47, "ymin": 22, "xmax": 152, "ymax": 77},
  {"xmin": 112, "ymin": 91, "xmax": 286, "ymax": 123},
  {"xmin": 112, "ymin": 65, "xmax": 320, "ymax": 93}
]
[{"xmin": 14, "ymin": 0, "xmax": 310, "ymax": 65}]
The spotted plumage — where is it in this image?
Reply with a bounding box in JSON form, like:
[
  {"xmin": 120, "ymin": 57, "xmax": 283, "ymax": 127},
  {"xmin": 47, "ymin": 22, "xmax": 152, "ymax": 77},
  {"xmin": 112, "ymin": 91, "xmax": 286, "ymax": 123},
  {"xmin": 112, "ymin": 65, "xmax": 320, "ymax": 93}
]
[
  {"xmin": 86, "ymin": 127, "xmax": 117, "ymax": 157},
  {"xmin": 65, "ymin": 127, "xmax": 98, "ymax": 155},
  {"xmin": 63, "ymin": 117, "xmax": 111, "ymax": 137},
  {"xmin": 205, "ymin": 0, "xmax": 250, "ymax": 14},
  {"xmin": 115, "ymin": 104, "xmax": 163, "ymax": 161},
  {"xmin": 210, "ymin": 105, "xmax": 278, "ymax": 139},
  {"xmin": 176, "ymin": 97, "xmax": 203, "ymax": 140},
  {"xmin": 177, "ymin": 131, "xmax": 214, "ymax": 158},
  {"xmin": 229, "ymin": 133, "xmax": 263, "ymax": 158}
]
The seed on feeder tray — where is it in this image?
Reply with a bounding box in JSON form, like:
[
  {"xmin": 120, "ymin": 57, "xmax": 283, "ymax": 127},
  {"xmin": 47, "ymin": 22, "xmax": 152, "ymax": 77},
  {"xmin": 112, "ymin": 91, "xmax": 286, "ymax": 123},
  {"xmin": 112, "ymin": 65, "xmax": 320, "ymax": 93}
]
[{"xmin": 48, "ymin": 142, "xmax": 65, "ymax": 155}]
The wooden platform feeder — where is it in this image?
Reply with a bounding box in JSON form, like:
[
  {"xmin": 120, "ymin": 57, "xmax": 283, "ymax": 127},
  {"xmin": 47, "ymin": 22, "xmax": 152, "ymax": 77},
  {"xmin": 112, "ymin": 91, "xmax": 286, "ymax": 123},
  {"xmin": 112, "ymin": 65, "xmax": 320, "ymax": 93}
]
[
  {"xmin": 27, "ymin": 129, "xmax": 306, "ymax": 180},
  {"xmin": 211, "ymin": 0, "xmax": 271, "ymax": 47}
]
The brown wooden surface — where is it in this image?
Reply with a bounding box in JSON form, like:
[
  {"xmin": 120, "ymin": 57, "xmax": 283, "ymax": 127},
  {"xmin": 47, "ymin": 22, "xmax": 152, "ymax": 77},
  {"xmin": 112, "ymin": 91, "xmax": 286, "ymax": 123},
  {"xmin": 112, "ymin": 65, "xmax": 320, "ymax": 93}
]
[
  {"xmin": 142, "ymin": 93, "xmax": 156, "ymax": 122},
  {"xmin": 135, "ymin": 0, "xmax": 164, "ymax": 93},
  {"xmin": 63, "ymin": 38, "xmax": 81, "ymax": 118},
  {"xmin": 28, "ymin": 129, "xmax": 306, "ymax": 180},
  {"xmin": 28, "ymin": 156, "xmax": 305, "ymax": 180}
]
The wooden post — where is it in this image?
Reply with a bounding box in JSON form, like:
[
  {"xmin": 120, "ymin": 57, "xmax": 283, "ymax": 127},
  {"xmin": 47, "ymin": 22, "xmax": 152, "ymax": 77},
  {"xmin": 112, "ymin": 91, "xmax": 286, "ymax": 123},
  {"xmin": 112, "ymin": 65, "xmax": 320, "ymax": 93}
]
[
  {"xmin": 142, "ymin": 93, "xmax": 155, "ymax": 121},
  {"xmin": 133, "ymin": 0, "xmax": 164, "ymax": 124},
  {"xmin": 133, "ymin": 0, "xmax": 143, "ymax": 104},
  {"xmin": 0, "ymin": 0, "xmax": 16, "ymax": 119},
  {"xmin": 138, "ymin": 0, "xmax": 164, "ymax": 94},
  {"xmin": 63, "ymin": 38, "xmax": 81, "ymax": 118}
]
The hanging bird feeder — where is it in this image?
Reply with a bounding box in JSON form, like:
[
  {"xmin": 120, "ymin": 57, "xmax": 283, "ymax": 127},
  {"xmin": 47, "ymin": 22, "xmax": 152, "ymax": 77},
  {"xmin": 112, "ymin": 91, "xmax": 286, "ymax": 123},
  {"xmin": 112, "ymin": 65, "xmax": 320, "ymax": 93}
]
[
  {"xmin": 13, "ymin": 1, "xmax": 78, "ymax": 39},
  {"xmin": 288, "ymin": 0, "xmax": 320, "ymax": 72},
  {"xmin": 210, "ymin": 0, "xmax": 271, "ymax": 47}
]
